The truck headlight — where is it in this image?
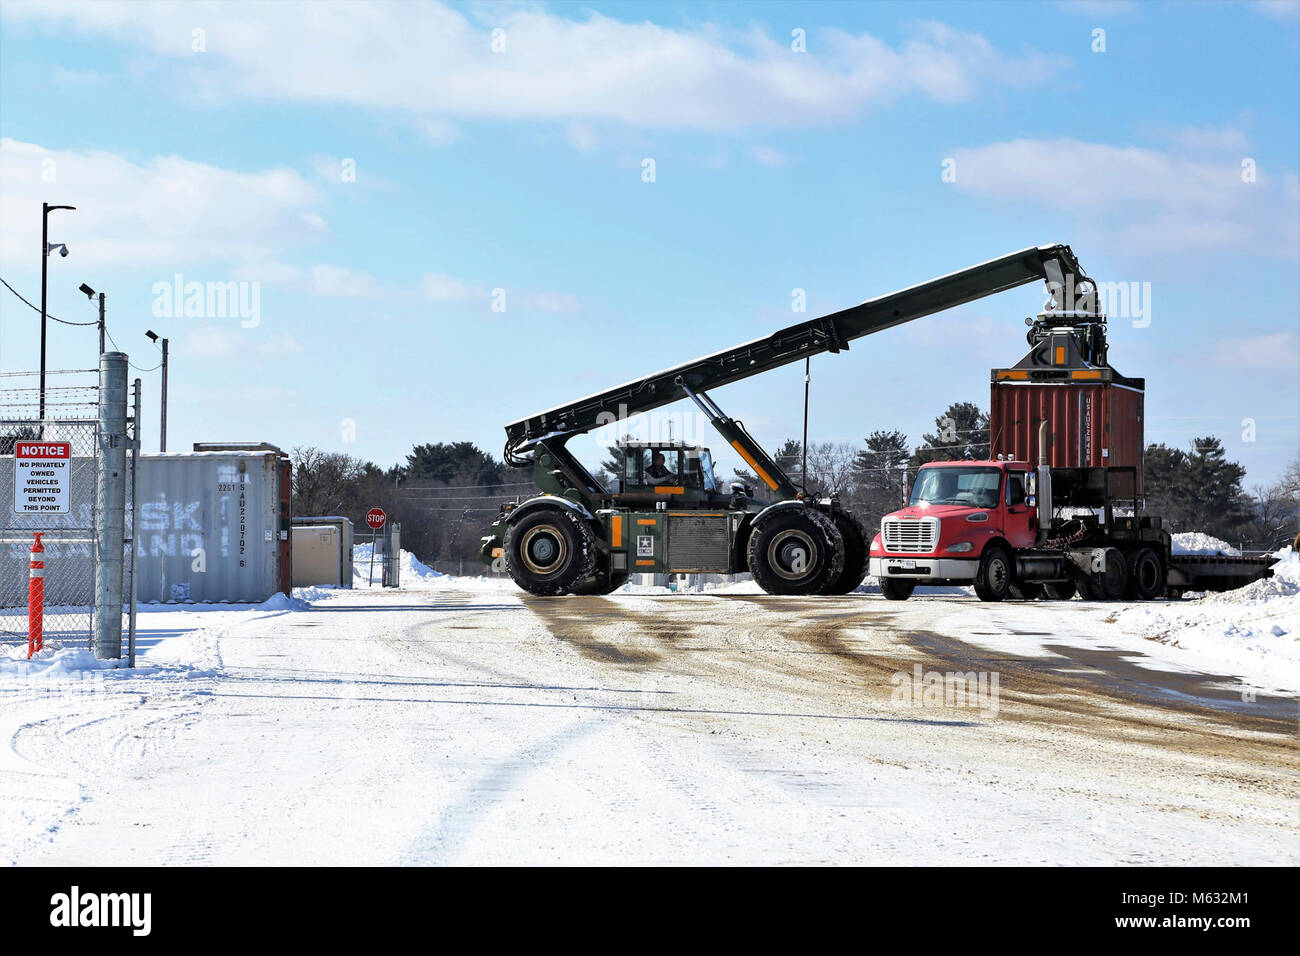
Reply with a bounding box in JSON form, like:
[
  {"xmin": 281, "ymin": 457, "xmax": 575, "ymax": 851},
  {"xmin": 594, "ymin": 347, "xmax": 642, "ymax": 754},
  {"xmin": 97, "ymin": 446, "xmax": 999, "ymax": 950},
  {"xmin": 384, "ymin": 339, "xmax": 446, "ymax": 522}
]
[{"xmin": 945, "ymin": 541, "xmax": 974, "ymax": 553}]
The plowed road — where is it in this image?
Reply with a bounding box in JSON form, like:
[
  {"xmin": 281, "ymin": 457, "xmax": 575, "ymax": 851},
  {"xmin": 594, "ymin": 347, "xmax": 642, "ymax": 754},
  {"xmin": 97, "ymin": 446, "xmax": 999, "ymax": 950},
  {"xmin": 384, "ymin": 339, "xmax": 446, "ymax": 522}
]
[{"xmin": 2, "ymin": 584, "xmax": 1295, "ymax": 865}]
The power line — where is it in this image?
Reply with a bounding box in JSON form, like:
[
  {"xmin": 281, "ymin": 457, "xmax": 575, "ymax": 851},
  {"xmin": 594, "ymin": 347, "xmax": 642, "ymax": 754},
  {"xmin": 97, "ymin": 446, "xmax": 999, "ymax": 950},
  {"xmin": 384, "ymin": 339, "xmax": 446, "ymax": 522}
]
[
  {"xmin": 0, "ymin": 276, "xmax": 98, "ymax": 325},
  {"xmin": 104, "ymin": 327, "xmax": 162, "ymax": 372}
]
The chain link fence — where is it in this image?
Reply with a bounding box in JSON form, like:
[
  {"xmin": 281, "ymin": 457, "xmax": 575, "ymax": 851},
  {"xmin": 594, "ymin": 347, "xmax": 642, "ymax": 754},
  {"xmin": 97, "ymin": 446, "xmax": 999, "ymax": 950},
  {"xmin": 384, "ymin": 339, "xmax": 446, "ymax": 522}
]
[{"xmin": 0, "ymin": 370, "xmax": 138, "ymax": 661}]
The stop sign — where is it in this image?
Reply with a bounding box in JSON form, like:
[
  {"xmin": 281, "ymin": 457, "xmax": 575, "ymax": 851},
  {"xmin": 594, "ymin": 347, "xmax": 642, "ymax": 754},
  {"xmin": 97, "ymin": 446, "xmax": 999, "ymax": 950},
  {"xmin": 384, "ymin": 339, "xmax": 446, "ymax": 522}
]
[{"xmin": 365, "ymin": 508, "xmax": 387, "ymax": 530}]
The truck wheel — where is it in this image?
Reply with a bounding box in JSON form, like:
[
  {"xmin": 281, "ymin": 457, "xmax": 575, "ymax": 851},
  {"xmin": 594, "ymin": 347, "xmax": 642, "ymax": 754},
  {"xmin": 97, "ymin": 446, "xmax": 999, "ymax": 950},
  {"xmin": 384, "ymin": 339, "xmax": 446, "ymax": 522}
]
[
  {"xmin": 571, "ymin": 572, "xmax": 630, "ymax": 596},
  {"xmin": 1090, "ymin": 548, "xmax": 1128, "ymax": 601},
  {"xmin": 503, "ymin": 507, "xmax": 597, "ymax": 596},
  {"xmin": 823, "ymin": 511, "xmax": 869, "ymax": 594},
  {"xmin": 1042, "ymin": 580, "xmax": 1077, "ymax": 601},
  {"xmin": 879, "ymin": 577, "xmax": 915, "ymax": 601},
  {"xmin": 973, "ymin": 545, "xmax": 1012, "ymax": 602},
  {"xmin": 1126, "ymin": 548, "xmax": 1163, "ymax": 601},
  {"xmin": 748, "ymin": 508, "xmax": 844, "ymax": 596}
]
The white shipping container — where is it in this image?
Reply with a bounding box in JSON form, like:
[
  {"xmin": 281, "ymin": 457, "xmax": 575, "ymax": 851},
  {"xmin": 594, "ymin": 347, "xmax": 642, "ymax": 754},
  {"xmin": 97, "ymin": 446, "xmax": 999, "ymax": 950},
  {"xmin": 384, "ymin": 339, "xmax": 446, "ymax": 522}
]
[{"xmin": 134, "ymin": 450, "xmax": 290, "ymax": 604}]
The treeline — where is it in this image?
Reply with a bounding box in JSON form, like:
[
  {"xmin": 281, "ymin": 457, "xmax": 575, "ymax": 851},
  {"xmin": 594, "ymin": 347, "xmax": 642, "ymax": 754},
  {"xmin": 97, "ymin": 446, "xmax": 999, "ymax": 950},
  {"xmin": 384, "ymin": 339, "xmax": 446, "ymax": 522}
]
[
  {"xmin": 292, "ymin": 402, "xmax": 1299, "ymax": 569},
  {"xmin": 739, "ymin": 402, "xmax": 1299, "ymax": 553},
  {"xmin": 290, "ymin": 442, "xmax": 536, "ymax": 572}
]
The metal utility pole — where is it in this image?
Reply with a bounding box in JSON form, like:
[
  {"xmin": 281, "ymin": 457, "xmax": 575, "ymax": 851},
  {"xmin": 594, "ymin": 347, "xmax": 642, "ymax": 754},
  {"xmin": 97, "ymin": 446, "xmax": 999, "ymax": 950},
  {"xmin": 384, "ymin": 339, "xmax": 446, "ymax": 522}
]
[
  {"xmin": 94, "ymin": 351, "xmax": 128, "ymax": 660},
  {"xmin": 145, "ymin": 330, "xmax": 169, "ymax": 451},
  {"xmin": 160, "ymin": 337, "xmax": 168, "ymax": 452},
  {"xmin": 78, "ymin": 284, "xmax": 105, "ymax": 353},
  {"xmin": 39, "ymin": 202, "xmax": 75, "ymax": 421}
]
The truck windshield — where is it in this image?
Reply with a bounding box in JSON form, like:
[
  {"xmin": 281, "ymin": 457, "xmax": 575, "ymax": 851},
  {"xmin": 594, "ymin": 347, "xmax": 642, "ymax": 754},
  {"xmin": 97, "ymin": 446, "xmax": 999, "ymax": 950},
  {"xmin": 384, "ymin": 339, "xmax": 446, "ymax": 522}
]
[{"xmin": 909, "ymin": 466, "xmax": 1002, "ymax": 509}]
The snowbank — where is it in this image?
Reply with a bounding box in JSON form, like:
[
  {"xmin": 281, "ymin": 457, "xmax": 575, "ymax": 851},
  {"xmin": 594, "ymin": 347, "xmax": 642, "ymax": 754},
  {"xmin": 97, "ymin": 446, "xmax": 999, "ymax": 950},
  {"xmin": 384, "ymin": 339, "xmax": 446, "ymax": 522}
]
[
  {"xmin": 1114, "ymin": 548, "xmax": 1300, "ymax": 692},
  {"xmin": 352, "ymin": 543, "xmax": 445, "ymax": 587},
  {"xmin": 0, "ymin": 642, "xmax": 220, "ymax": 680},
  {"xmin": 1171, "ymin": 532, "xmax": 1241, "ymax": 556}
]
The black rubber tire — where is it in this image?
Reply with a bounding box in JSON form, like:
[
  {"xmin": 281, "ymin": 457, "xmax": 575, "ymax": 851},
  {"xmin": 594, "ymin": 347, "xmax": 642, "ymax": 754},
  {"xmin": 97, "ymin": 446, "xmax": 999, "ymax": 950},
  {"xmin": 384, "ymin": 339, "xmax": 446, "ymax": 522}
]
[
  {"xmin": 1007, "ymin": 581, "xmax": 1044, "ymax": 601},
  {"xmin": 1090, "ymin": 548, "xmax": 1128, "ymax": 601},
  {"xmin": 747, "ymin": 507, "xmax": 844, "ymax": 596},
  {"xmin": 1126, "ymin": 547, "xmax": 1163, "ymax": 601},
  {"xmin": 570, "ymin": 572, "xmax": 630, "ymax": 596},
  {"xmin": 823, "ymin": 511, "xmax": 869, "ymax": 594},
  {"xmin": 503, "ymin": 507, "xmax": 597, "ymax": 596},
  {"xmin": 879, "ymin": 577, "xmax": 915, "ymax": 601},
  {"xmin": 973, "ymin": 545, "xmax": 1013, "ymax": 602},
  {"xmin": 1042, "ymin": 580, "xmax": 1077, "ymax": 601}
]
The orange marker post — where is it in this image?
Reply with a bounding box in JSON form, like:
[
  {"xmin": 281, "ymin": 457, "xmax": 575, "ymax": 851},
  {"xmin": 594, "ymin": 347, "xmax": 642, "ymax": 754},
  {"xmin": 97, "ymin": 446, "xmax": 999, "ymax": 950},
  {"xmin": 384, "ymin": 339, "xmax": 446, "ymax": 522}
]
[{"xmin": 28, "ymin": 532, "xmax": 44, "ymax": 659}]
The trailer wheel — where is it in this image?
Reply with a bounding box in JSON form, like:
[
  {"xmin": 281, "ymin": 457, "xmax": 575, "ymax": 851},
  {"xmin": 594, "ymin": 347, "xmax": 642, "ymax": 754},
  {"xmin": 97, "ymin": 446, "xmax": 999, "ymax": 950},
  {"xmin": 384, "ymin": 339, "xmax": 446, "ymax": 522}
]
[
  {"xmin": 571, "ymin": 572, "xmax": 630, "ymax": 596},
  {"xmin": 879, "ymin": 577, "xmax": 915, "ymax": 601},
  {"xmin": 823, "ymin": 511, "xmax": 869, "ymax": 594},
  {"xmin": 1041, "ymin": 580, "xmax": 1077, "ymax": 601},
  {"xmin": 1126, "ymin": 548, "xmax": 1163, "ymax": 601},
  {"xmin": 748, "ymin": 507, "xmax": 844, "ymax": 596},
  {"xmin": 973, "ymin": 545, "xmax": 1013, "ymax": 602},
  {"xmin": 503, "ymin": 507, "xmax": 597, "ymax": 596},
  {"xmin": 1090, "ymin": 548, "xmax": 1128, "ymax": 601}
]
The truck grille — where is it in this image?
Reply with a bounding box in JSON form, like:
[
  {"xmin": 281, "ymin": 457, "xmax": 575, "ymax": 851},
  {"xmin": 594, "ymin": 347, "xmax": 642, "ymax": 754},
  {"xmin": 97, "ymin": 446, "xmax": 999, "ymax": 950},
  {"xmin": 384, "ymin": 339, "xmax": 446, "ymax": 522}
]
[{"xmin": 882, "ymin": 516, "xmax": 939, "ymax": 553}]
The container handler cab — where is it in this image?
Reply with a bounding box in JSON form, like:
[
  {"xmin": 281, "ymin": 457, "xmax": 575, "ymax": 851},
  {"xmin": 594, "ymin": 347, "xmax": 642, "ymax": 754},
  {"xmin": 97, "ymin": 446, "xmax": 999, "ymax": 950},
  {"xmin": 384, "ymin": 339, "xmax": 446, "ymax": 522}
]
[{"xmin": 483, "ymin": 244, "xmax": 1112, "ymax": 596}]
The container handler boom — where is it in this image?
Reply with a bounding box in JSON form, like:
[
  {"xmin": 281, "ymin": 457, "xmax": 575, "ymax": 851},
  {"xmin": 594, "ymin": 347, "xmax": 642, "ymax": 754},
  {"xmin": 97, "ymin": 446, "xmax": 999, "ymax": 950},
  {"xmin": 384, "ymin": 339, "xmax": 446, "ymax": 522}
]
[{"xmin": 488, "ymin": 244, "xmax": 1105, "ymax": 597}]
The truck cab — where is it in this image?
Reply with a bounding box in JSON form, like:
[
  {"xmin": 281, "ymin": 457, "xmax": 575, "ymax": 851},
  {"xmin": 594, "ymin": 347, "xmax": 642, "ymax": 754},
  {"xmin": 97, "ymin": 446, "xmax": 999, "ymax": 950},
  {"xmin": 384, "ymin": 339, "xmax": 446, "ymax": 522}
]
[{"xmin": 868, "ymin": 460, "xmax": 1037, "ymax": 600}]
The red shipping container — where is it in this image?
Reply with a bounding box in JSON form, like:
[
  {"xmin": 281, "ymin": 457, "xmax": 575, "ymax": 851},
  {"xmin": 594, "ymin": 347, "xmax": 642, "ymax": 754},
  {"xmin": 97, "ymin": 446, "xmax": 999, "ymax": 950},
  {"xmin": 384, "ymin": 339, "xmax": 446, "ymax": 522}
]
[{"xmin": 989, "ymin": 373, "xmax": 1145, "ymax": 494}]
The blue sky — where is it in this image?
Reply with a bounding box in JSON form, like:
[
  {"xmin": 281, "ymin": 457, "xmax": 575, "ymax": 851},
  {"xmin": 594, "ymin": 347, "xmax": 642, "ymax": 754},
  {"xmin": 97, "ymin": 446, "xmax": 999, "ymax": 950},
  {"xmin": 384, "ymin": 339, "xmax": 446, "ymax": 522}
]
[{"xmin": 1, "ymin": 0, "xmax": 1297, "ymax": 486}]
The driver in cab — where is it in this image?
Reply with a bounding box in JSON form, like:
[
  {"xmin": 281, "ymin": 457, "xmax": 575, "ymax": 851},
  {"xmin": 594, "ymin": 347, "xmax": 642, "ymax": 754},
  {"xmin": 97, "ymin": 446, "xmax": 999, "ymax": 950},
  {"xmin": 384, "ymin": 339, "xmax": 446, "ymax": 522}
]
[{"xmin": 646, "ymin": 451, "xmax": 674, "ymax": 481}]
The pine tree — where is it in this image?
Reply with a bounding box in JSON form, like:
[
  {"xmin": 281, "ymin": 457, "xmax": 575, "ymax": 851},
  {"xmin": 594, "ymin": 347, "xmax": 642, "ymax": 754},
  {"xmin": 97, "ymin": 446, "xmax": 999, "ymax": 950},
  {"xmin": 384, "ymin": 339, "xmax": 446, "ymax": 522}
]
[{"xmin": 911, "ymin": 401, "xmax": 989, "ymax": 467}]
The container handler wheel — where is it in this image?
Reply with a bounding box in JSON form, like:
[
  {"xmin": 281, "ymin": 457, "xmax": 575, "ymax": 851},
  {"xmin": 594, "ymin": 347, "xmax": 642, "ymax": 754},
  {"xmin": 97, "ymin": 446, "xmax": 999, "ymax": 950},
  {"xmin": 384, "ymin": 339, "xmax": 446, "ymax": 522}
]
[
  {"xmin": 571, "ymin": 572, "xmax": 630, "ymax": 596},
  {"xmin": 747, "ymin": 507, "xmax": 844, "ymax": 596},
  {"xmin": 503, "ymin": 507, "xmax": 597, "ymax": 596},
  {"xmin": 823, "ymin": 511, "xmax": 869, "ymax": 594},
  {"xmin": 1041, "ymin": 580, "xmax": 1077, "ymax": 601},
  {"xmin": 1125, "ymin": 547, "xmax": 1163, "ymax": 601},
  {"xmin": 972, "ymin": 545, "xmax": 1013, "ymax": 602},
  {"xmin": 879, "ymin": 577, "xmax": 915, "ymax": 600}
]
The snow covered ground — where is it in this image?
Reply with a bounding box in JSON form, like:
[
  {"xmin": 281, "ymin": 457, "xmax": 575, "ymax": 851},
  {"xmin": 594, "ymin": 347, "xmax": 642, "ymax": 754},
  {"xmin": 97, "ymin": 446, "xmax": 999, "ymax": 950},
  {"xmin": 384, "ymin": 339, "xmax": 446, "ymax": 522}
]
[
  {"xmin": 0, "ymin": 543, "xmax": 1295, "ymax": 865},
  {"xmin": 1112, "ymin": 548, "xmax": 1300, "ymax": 693}
]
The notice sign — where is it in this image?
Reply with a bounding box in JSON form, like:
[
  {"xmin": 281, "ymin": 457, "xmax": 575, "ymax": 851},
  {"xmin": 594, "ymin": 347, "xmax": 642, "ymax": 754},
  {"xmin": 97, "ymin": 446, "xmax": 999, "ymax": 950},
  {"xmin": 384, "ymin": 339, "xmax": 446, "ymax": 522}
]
[{"xmin": 14, "ymin": 441, "xmax": 71, "ymax": 514}]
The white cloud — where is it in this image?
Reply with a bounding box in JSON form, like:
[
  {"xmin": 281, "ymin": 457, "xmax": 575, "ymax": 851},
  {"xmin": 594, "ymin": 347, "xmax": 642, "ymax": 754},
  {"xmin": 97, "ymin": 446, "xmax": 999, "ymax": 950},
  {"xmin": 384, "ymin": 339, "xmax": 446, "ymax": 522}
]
[
  {"xmin": 179, "ymin": 327, "xmax": 305, "ymax": 358},
  {"xmin": 418, "ymin": 272, "xmax": 578, "ymax": 313},
  {"xmin": 949, "ymin": 137, "xmax": 1298, "ymax": 257},
  {"xmin": 0, "ymin": 1, "xmax": 1067, "ymax": 132},
  {"xmin": 1166, "ymin": 125, "xmax": 1250, "ymax": 153},
  {"xmin": 311, "ymin": 264, "xmax": 381, "ymax": 298},
  {"xmin": 1054, "ymin": 1, "xmax": 1138, "ymax": 15},
  {"xmin": 232, "ymin": 261, "xmax": 301, "ymax": 285},
  {"xmin": 752, "ymin": 146, "xmax": 788, "ymax": 167},
  {"xmin": 1255, "ymin": 1, "xmax": 1300, "ymax": 22},
  {"xmin": 0, "ymin": 138, "xmax": 326, "ymax": 269},
  {"xmin": 566, "ymin": 122, "xmax": 600, "ymax": 153},
  {"xmin": 525, "ymin": 291, "xmax": 579, "ymax": 314},
  {"xmin": 421, "ymin": 272, "xmax": 477, "ymax": 302},
  {"xmin": 413, "ymin": 118, "xmax": 459, "ymax": 147},
  {"xmin": 1216, "ymin": 331, "xmax": 1299, "ymax": 369}
]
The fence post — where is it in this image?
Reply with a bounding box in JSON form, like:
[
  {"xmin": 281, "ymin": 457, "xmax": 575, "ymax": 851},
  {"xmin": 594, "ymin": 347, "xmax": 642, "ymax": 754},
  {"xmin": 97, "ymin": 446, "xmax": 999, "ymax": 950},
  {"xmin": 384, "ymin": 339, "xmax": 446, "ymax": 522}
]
[{"xmin": 93, "ymin": 351, "xmax": 128, "ymax": 659}]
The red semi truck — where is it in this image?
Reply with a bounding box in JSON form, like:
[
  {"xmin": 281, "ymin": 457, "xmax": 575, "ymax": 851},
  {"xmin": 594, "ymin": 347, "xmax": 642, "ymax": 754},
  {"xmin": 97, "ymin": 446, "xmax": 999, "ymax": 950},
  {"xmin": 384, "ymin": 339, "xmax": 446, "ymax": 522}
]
[{"xmin": 868, "ymin": 329, "xmax": 1275, "ymax": 601}]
